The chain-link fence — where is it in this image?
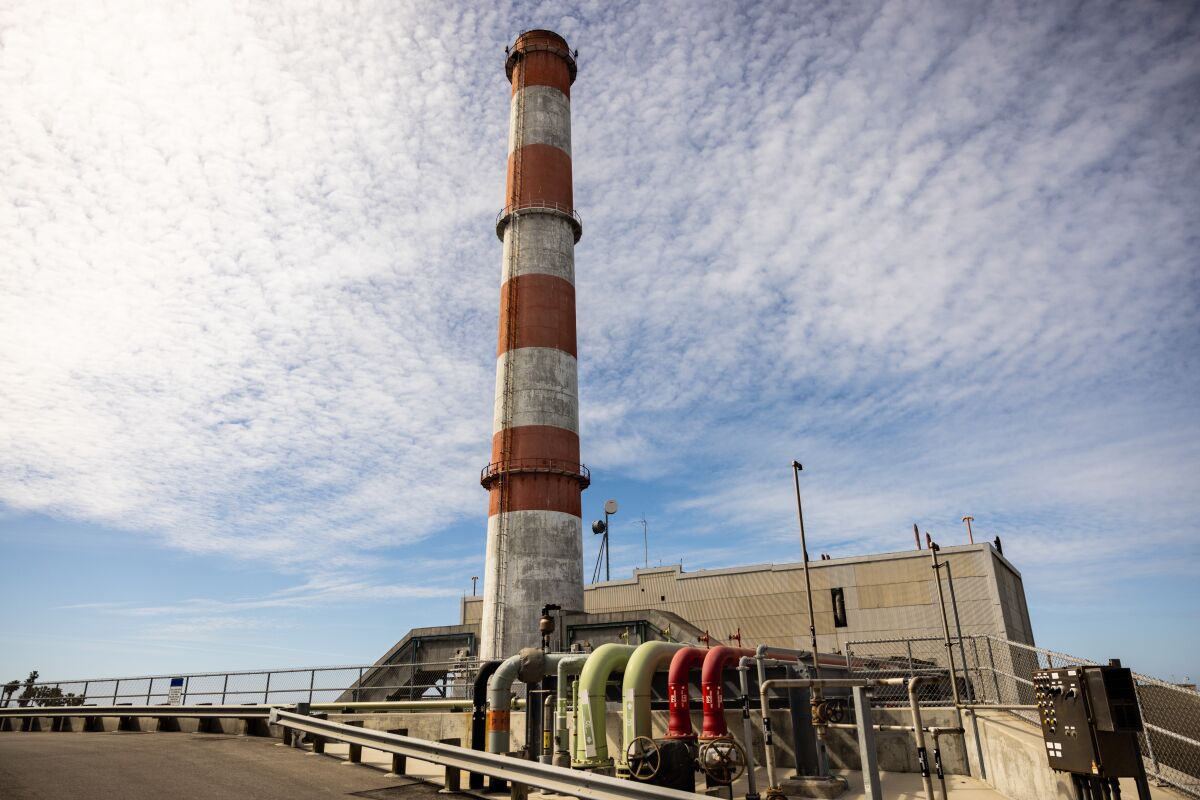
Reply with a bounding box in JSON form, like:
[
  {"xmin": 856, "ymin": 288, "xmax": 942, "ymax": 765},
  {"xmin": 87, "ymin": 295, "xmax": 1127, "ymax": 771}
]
[
  {"xmin": 844, "ymin": 634, "xmax": 1200, "ymax": 798},
  {"xmin": 1, "ymin": 658, "xmax": 480, "ymax": 708}
]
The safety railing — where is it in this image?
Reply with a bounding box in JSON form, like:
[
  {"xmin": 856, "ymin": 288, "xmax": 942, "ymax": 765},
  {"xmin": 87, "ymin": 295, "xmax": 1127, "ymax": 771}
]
[
  {"xmin": 495, "ymin": 201, "xmax": 583, "ymax": 242},
  {"xmin": 844, "ymin": 634, "xmax": 1200, "ymax": 798},
  {"xmin": 0, "ymin": 658, "xmax": 479, "ymax": 709},
  {"xmin": 480, "ymin": 458, "xmax": 591, "ymax": 490},
  {"xmin": 270, "ymin": 708, "xmax": 696, "ymax": 800}
]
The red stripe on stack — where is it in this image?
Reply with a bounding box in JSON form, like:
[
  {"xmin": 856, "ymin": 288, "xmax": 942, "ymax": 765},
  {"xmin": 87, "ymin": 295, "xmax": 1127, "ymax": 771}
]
[
  {"xmin": 496, "ymin": 274, "xmax": 576, "ymax": 356},
  {"xmin": 506, "ymin": 144, "xmax": 573, "ymax": 210}
]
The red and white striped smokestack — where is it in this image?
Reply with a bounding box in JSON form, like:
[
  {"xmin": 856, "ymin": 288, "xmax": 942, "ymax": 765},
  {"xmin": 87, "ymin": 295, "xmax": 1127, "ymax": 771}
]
[{"xmin": 480, "ymin": 30, "xmax": 586, "ymax": 659}]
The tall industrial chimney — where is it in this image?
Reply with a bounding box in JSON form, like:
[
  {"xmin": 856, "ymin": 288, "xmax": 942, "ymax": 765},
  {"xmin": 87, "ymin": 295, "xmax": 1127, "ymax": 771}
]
[{"xmin": 480, "ymin": 30, "xmax": 586, "ymax": 659}]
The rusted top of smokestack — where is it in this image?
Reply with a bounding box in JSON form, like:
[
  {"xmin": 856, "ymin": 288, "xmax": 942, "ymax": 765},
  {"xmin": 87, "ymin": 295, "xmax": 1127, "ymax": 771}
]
[{"xmin": 506, "ymin": 29, "xmax": 577, "ymax": 85}]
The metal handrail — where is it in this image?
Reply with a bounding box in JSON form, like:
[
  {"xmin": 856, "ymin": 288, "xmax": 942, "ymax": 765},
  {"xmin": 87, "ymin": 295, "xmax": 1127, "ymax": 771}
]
[
  {"xmin": 480, "ymin": 458, "xmax": 591, "ymax": 489},
  {"xmin": 270, "ymin": 709, "xmax": 699, "ymax": 800},
  {"xmin": 495, "ymin": 201, "xmax": 583, "ymax": 242}
]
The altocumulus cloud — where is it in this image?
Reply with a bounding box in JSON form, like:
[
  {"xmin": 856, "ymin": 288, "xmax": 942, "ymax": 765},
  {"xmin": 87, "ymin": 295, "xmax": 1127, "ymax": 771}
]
[{"xmin": 1, "ymin": 0, "xmax": 1198, "ymax": 596}]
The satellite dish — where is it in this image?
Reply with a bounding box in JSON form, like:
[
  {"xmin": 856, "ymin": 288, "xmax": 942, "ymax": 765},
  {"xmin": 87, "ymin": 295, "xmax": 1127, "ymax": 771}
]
[{"xmin": 604, "ymin": 499, "xmax": 619, "ymax": 515}]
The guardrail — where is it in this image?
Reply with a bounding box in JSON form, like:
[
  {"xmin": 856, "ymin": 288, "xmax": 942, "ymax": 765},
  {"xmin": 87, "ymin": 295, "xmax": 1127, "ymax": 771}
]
[
  {"xmin": 270, "ymin": 708, "xmax": 697, "ymax": 800},
  {"xmin": 1, "ymin": 658, "xmax": 479, "ymax": 708},
  {"xmin": 495, "ymin": 201, "xmax": 583, "ymax": 242}
]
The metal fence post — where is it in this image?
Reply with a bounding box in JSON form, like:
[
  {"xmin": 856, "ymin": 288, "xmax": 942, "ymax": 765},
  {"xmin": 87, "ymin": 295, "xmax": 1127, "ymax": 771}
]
[
  {"xmin": 183, "ymin": 676, "xmax": 189, "ymax": 705},
  {"xmin": 906, "ymin": 641, "xmax": 914, "ymax": 680},
  {"xmin": 264, "ymin": 672, "xmax": 272, "ymax": 704},
  {"xmin": 113, "ymin": 679, "xmax": 120, "ymax": 705},
  {"xmin": 221, "ymin": 674, "xmax": 229, "ymax": 704},
  {"xmin": 146, "ymin": 680, "xmax": 153, "ymax": 704},
  {"xmin": 82, "ymin": 681, "xmax": 89, "ymax": 705},
  {"xmin": 853, "ymin": 686, "xmax": 881, "ymax": 799},
  {"xmin": 309, "ymin": 670, "xmax": 316, "ymax": 704}
]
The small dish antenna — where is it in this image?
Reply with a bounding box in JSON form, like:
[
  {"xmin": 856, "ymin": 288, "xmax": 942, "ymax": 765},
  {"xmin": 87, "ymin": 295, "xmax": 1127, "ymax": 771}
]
[{"xmin": 604, "ymin": 499, "xmax": 619, "ymax": 514}]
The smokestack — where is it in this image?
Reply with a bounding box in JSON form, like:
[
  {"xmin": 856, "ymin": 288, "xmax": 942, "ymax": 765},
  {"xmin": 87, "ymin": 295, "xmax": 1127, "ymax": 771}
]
[{"xmin": 480, "ymin": 30, "xmax": 586, "ymax": 659}]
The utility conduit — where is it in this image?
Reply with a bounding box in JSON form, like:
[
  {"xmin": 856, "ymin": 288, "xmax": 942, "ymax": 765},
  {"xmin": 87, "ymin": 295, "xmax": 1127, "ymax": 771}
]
[
  {"xmin": 700, "ymin": 646, "xmax": 755, "ymax": 739},
  {"xmin": 554, "ymin": 655, "xmax": 587, "ymax": 766},
  {"xmin": 620, "ymin": 641, "xmax": 685, "ymax": 769},
  {"xmin": 758, "ymin": 676, "xmax": 937, "ymax": 800},
  {"xmin": 665, "ymin": 646, "xmax": 708, "ymax": 741},
  {"xmin": 574, "ymin": 643, "xmax": 636, "ymax": 768}
]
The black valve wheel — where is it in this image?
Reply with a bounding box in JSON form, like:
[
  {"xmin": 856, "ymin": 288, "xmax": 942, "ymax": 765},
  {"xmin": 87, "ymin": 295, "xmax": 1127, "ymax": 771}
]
[
  {"xmin": 822, "ymin": 698, "xmax": 847, "ymax": 724},
  {"xmin": 625, "ymin": 736, "xmax": 662, "ymax": 782},
  {"xmin": 699, "ymin": 737, "xmax": 747, "ymax": 785}
]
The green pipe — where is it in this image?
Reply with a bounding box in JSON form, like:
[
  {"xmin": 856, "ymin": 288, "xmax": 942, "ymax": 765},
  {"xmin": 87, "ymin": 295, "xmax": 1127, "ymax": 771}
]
[
  {"xmin": 573, "ymin": 643, "xmax": 636, "ymax": 768},
  {"xmin": 619, "ymin": 640, "xmax": 685, "ymax": 768},
  {"xmin": 555, "ymin": 655, "xmax": 588, "ymax": 765}
]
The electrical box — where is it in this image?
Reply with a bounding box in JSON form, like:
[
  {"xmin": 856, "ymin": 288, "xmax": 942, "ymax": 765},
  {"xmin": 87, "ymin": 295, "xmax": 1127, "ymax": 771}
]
[{"xmin": 1034, "ymin": 664, "xmax": 1143, "ymax": 778}]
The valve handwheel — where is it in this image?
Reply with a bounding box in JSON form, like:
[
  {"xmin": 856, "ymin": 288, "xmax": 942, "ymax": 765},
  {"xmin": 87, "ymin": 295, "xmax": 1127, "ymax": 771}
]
[
  {"xmin": 824, "ymin": 698, "xmax": 847, "ymax": 724},
  {"xmin": 625, "ymin": 736, "xmax": 661, "ymax": 782},
  {"xmin": 700, "ymin": 737, "xmax": 747, "ymax": 785}
]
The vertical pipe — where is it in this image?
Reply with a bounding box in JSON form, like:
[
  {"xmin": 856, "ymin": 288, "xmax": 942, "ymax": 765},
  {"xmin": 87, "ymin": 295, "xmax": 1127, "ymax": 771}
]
[
  {"xmin": 931, "ymin": 729, "xmax": 948, "ymax": 799},
  {"xmin": 738, "ymin": 659, "xmax": 760, "ymax": 800},
  {"xmin": 928, "ymin": 539, "xmax": 969, "ymax": 779},
  {"xmin": 908, "ymin": 677, "xmax": 936, "ymax": 800},
  {"xmin": 943, "ymin": 561, "xmax": 987, "ymax": 778},
  {"xmin": 943, "ymin": 563, "xmax": 975, "ymax": 704}
]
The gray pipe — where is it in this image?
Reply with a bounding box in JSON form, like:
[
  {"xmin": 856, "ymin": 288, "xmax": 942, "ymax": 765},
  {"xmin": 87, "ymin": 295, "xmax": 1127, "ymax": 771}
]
[
  {"xmin": 759, "ymin": 676, "xmax": 909, "ymax": 795},
  {"xmin": 486, "ymin": 650, "xmax": 571, "ymax": 756},
  {"xmin": 907, "ymin": 676, "xmax": 936, "ymax": 799},
  {"xmin": 755, "ymin": 645, "xmax": 828, "ymax": 777},
  {"xmin": 554, "ymin": 656, "xmax": 587, "ymax": 766},
  {"xmin": 738, "ymin": 658, "xmax": 759, "ymax": 800},
  {"xmin": 486, "ymin": 654, "xmax": 524, "ymax": 754},
  {"xmin": 739, "ymin": 655, "xmax": 806, "ymax": 800}
]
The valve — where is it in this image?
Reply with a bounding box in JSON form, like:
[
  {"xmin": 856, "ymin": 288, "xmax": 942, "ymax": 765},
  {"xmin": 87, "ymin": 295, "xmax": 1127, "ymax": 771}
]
[
  {"xmin": 699, "ymin": 737, "xmax": 747, "ymax": 785},
  {"xmin": 625, "ymin": 736, "xmax": 662, "ymax": 782}
]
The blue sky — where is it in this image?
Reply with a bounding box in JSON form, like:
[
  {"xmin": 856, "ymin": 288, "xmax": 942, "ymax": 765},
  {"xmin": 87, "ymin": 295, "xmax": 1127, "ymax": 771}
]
[{"xmin": 1, "ymin": 0, "xmax": 1198, "ymax": 685}]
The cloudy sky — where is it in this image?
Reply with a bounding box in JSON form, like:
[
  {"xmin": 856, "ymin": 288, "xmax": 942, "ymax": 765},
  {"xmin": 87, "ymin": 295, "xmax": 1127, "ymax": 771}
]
[{"xmin": 2, "ymin": 0, "xmax": 1198, "ymax": 684}]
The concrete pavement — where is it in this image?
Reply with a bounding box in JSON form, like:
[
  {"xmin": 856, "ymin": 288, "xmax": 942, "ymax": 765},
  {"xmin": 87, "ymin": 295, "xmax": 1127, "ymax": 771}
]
[{"xmin": 0, "ymin": 732, "xmax": 442, "ymax": 799}]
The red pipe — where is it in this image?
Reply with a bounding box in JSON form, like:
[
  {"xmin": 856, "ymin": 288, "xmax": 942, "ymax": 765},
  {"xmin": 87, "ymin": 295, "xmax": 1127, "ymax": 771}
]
[
  {"xmin": 665, "ymin": 647, "xmax": 709, "ymax": 740},
  {"xmin": 700, "ymin": 646, "xmax": 755, "ymax": 739}
]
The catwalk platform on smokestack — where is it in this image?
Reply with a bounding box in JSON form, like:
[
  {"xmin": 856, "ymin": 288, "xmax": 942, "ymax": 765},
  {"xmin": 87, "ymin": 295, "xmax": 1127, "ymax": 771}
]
[{"xmin": 481, "ymin": 30, "xmax": 587, "ymax": 660}]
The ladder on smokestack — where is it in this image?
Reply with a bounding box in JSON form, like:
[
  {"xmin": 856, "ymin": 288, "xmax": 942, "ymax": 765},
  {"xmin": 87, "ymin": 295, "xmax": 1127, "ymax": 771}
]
[{"xmin": 492, "ymin": 45, "xmax": 529, "ymax": 657}]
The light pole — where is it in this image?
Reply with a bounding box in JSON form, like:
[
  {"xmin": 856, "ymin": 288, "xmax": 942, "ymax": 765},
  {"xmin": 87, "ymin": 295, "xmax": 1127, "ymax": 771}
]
[
  {"xmin": 791, "ymin": 460, "xmax": 830, "ymax": 777},
  {"xmin": 638, "ymin": 514, "xmax": 648, "ymax": 569},
  {"xmin": 591, "ymin": 499, "xmax": 618, "ymax": 583},
  {"xmin": 961, "ymin": 515, "xmax": 975, "ymax": 544}
]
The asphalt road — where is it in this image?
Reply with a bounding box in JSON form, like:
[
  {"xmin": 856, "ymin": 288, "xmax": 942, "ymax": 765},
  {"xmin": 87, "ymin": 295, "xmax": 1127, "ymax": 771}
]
[{"xmin": 0, "ymin": 732, "xmax": 445, "ymax": 799}]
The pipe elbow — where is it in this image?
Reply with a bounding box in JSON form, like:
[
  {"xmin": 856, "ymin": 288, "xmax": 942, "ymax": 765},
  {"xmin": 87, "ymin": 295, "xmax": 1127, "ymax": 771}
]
[{"xmin": 699, "ymin": 646, "xmax": 755, "ymax": 739}]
